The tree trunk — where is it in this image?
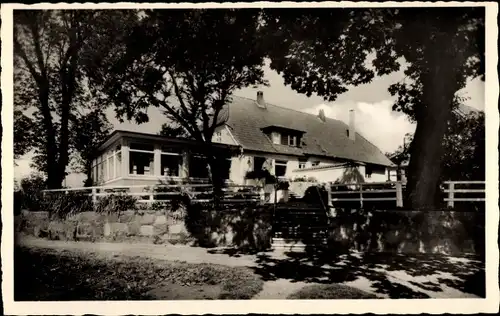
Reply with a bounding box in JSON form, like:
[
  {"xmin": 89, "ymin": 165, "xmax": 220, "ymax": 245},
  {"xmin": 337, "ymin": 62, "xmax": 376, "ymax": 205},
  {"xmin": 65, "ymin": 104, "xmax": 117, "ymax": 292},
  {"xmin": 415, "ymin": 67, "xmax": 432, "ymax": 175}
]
[
  {"xmin": 84, "ymin": 162, "xmax": 93, "ymax": 187},
  {"xmin": 405, "ymin": 57, "xmax": 460, "ymax": 210},
  {"xmin": 38, "ymin": 87, "xmax": 60, "ymax": 190},
  {"xmin": 206, "ymin": 155, "xmax": 226, "ymax": 199}
]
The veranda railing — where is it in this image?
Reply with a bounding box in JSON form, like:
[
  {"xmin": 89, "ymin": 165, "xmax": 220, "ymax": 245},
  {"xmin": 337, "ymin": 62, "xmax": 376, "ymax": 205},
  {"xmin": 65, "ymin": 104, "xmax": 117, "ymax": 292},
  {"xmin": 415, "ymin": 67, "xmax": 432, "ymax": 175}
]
[
  {"xmin": 326, "ymin": 180, "xmax": 486, "ymax": 210},
  {"xmin": 42, "ymin": 183, "xmax": 264, "ymax": 204}
]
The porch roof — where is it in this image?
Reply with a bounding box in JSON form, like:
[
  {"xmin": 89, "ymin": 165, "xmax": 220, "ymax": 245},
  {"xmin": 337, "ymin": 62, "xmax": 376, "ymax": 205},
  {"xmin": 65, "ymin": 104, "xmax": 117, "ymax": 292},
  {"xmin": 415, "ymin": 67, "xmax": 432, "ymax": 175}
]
[{"xmin": 97, "ymin": 130, "xmax": 241, "ymax": 153}]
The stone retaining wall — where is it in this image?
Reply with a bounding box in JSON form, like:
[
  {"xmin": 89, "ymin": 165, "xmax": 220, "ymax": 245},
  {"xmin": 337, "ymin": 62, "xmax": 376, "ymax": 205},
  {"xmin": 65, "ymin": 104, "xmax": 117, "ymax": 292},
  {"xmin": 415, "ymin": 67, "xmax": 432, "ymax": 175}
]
[
  {"xmin": 15, "ymin": 204, "xmax": 274, "ymax": 250},
  {"xmin": 16, "ymin": 208, "xmax": 192, "ymax": 245},
  {"xmin": 326, "ymin": 208, "xmax": 485, "ymax": 256}
]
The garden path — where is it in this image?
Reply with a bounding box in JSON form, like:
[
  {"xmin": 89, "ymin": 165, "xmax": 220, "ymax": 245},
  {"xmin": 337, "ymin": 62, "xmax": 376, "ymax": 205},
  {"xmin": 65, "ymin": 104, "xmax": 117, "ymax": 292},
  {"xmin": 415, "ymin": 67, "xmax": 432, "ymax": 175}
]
[{"xmin": 17, "ymin": 236, "xmax": 484, "ymax": 299}]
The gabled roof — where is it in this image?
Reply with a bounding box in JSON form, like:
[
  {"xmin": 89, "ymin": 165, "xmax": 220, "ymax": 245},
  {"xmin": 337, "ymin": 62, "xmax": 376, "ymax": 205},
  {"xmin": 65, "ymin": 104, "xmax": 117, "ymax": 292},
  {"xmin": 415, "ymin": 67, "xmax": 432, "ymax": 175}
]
[{"xmin": 223, "ymin": 96, "xmax": 395, "ymax": 167}]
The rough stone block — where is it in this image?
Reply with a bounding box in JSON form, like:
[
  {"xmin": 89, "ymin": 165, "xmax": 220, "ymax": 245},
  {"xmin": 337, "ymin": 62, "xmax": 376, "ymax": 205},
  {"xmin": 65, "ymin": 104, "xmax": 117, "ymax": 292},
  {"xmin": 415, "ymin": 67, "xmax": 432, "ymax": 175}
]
[
  {"xmin": 78, "ymin": 211, "xmax": 101, "ymax": 222},
  {"xmin": 140, "ymin": 225, "xmax": 155, "ymax": 236},
  {"xmin": 154, "ymin": 224, "xmax": 168, "ymax": 236},
  {"xmin": 168, "ymin": 223, "xmax": 187, "ymax": 235},
  {"xmin": 104, "ymin": 222, "xmax": 111, "ymax": 237},
  {"xmin": 154, "ymin": 215, "xmax": 167, "ymax": 226},
  {"xmin": 128, "ymin": 221, "xmax": 141, "ymax": 236},
  {"xmin": 140, "ymin": 214, "xmax": 155, "ymax": 225},
  {"xmin": 106, "ymin": 213, "xmax": 119, "ymax": 223},
  {"xmin": 119, "ymin": 210, "xmax": 136, "ymax": 223},
  {"xmin": 104, "ymin": 222, "xmax": 128, "ymax": 237}
]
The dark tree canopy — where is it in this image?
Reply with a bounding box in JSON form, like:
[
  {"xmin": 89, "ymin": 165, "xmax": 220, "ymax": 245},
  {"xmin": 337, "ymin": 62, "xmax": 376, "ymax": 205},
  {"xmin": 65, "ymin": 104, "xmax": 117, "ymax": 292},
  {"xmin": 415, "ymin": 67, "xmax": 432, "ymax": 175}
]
[
  {"xmin": 92, "ymin": 9, "xmax": 268, "ymax": 190},
  {"xmin": 387, "ymin": 109, "xmax": 485, "ymax": 181},
  {"xmin": 14, "ymin": 10, "xmax": 137, "ymax": 188},
  {"xmin": 262, "ymin": 7, "xmax": 485, "ymax": 208},
  {"xmin": 71, "ymin": 108, "xmax": 113, "ymax": 187}
]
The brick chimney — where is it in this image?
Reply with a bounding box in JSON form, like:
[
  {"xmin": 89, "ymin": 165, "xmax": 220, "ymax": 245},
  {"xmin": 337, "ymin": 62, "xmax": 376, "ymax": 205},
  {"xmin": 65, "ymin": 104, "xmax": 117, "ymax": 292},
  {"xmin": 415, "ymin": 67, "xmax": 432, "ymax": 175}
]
[
  {"xmin": 318, "ymin": 109, "xmax": 326, "ymax": 122},
  {"xmin": 348, "ymin": 109, "xmax": 355, "ymax": 141},
  {"xmin": 256, "ymin": 91, "xmax": 266, "ymax": 108}
]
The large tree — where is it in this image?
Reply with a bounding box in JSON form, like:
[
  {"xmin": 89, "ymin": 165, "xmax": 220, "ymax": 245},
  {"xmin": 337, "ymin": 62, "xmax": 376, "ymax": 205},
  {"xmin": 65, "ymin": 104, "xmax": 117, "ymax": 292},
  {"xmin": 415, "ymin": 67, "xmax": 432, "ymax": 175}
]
[
  {"xmin": 262, "ymin": 7, "xmax": 484, "ymax": 208},
  {"xmin": 92, "ymin": 9, "xmax": 267, "ymax": 191},
  {"xmin": 14, "ymin": 10, "xmax": 137, "ymax": 188},
  {"xmin": 71, "ymin": 108, "xmax": 113, "ymax": 187},
  {"xmin": 388, "ymin": 110, "xmax": 485, "ymax": 183}
]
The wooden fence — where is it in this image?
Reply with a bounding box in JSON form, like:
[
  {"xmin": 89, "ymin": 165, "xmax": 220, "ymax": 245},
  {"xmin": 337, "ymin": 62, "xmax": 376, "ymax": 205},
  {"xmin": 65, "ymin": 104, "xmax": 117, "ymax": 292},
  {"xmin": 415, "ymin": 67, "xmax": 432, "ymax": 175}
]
[
  {"xmin": 43, "ymin": 183, "xmax": 263, "ymax": 205},
  {"xmin": 326, "ymin": 180, "xmax": 486, "ymax": 210}
]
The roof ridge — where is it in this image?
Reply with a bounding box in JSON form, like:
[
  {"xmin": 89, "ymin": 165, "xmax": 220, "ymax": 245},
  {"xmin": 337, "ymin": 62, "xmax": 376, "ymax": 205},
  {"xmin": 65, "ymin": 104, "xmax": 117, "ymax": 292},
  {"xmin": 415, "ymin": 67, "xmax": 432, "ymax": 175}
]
[{"xmin": 232, "ymin": 94, "xmax": 347, "ymax": 125}]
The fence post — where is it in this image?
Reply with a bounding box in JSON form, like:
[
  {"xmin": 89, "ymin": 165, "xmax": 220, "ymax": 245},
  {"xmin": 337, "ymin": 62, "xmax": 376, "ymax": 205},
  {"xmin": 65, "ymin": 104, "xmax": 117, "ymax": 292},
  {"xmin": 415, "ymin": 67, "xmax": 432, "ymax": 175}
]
[
  {"xmin": 149, "ymin": 186, "xmax": 154, "ymax": 203},
  {"xmin": 92, "ymin": 188, "xmax": 97, "ymax": 204},
  {"xmin": 448, "ymin": 182, "xmax": 455, "ymax": 208},
  {"xmin": 359, "ymin": 183, "xmax": 364, "ymax": 209},
  {"xmin": 326, "ymin": 182, "xmax": 332, "ymax": 207},
  {"xmin": 396, "ymin": 181, "xmax": 403, "ymax": 207}
]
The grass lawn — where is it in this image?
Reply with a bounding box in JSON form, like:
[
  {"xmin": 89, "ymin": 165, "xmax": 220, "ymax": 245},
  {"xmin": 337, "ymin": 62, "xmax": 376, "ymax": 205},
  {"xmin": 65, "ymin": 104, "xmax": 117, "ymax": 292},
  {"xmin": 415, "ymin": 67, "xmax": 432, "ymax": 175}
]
[
  {"xmin": 14, "ymin": 246, "xmax": 263, "ymax": 300},
  {"xmin": 287, "ymin": 284, "xmax": 377, "ymax": 299}
]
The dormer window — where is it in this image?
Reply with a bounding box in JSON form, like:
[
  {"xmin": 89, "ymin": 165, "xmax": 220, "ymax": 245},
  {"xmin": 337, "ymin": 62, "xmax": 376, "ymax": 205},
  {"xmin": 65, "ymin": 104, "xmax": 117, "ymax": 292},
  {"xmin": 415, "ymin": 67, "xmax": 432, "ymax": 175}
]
[{"xmin": 262, "ymin": 125, "xmax": 305, "ymax": 148}]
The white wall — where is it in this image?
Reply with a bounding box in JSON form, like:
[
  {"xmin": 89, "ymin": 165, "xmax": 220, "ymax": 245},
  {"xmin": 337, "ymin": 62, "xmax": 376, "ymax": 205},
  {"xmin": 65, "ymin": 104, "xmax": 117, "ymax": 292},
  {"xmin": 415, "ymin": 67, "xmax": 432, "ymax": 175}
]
[{"xmin": 212, "ymin": 125, "xmax": 238, "ymax": 145}]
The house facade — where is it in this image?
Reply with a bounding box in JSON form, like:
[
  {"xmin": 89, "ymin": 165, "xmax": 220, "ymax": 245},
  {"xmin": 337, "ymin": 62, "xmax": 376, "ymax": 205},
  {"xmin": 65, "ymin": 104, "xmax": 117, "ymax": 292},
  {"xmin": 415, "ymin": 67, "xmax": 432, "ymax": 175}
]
[{"xmin": 91, "ymin": 91, "xmax": 395, "ymax": 187}]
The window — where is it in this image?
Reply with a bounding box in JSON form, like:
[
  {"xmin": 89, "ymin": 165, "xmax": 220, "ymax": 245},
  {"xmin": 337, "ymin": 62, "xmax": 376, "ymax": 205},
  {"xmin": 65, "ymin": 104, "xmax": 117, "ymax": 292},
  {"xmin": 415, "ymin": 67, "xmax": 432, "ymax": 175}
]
[
  {"xmin": 275, "ymin": 160, "xmax": 287, "ymax": 177},
  {"xmin": 365, "ymin": 164, "xmax": 386, "ymax": 178},
  {"xmin": 161, "ymin": 146, "xmax": 182, "ymax": 177},
  {"xmin": 271, "ymin": 132, "xmax": 280, "ymax": 144},
  {"xmin": 280, "ymin": 133, "xmax": 298, "ymax": 147},
  {"xmin": 253, "ymin": 156, "xmax": 266, "ymax": 171},
  {"xmin": 298, "ymin": 159, "xmax": 307, "ymax": 169},
  {"xmin": 189, "ymin": 155, "xmax": 208, "ymax": 178},
  {"xmin": 311, "ymin": 161, "xmax": 320, "ymax": 167},
  {"xmin": 116, "ymin": 149, "xmax": 122, "ymax": 178},
  {"xmin": 214, "ymin": 131, "xmax": 222, "ymax": 142},
  {"xmin": 129, "ymin": 143, "xmax": 154, "ymax": 175},
  {"xmin": 365, "ymin": 165, "xmax": 372, "ymax": 178}
]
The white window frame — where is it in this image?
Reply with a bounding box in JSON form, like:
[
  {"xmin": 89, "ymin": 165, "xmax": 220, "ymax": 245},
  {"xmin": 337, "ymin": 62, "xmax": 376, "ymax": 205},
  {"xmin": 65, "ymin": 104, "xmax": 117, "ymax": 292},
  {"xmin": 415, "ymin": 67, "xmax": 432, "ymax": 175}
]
[
  {"xmin": 298, "ymin": 160, "xmax": 306, "ymax": 169},
  {"xmin": 160, "ymin": 146, "xmax": 182, "ymax": 177},
  {"xmin": 275, "ymin": 160, "xmax": 288, "ymax": 178},
  {"xmin": 129, "ymin": 143, "xmax": 155, "ymax": 176},
  {"xmin": 288, "ymin": 135, "xmax": 297, "ymax": 147}
]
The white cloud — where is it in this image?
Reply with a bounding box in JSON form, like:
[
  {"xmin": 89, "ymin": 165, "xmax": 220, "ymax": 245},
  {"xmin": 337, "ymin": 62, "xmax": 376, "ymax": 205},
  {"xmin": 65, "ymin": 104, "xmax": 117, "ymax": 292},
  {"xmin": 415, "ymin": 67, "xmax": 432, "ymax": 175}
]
[{"xmin": 304, "ymin": 100, "xmax": 416, "ymax": 153}]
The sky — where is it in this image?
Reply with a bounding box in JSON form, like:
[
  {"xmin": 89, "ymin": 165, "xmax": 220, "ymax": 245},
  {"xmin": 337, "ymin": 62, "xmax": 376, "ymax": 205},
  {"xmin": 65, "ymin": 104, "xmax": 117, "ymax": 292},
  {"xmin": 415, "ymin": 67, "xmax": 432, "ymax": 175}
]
[{"xmin": 14, "ymin": 60, "xmax": 485, "ymax": 187}]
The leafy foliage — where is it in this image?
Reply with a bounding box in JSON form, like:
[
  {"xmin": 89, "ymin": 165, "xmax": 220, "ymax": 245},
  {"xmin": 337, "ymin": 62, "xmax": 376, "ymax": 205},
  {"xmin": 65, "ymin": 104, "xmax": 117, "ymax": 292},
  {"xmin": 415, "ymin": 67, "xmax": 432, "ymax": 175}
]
[
  {"xmin": 91, "ymin": 9, "xmax": 267, "ymax": 189},
  {"xmin": 262, "ymin": 8, "xmax": 484, "ymax": 208},
  {"xmin": 16, "ymin": 173, "xmax": 47, "ymax": 212},
  {"xmin": 94, "ymin": 194, "xmax": 138, "ymax": 214},
  {"xmin": 387, "ymin": 110, "xmax": 485, "ymax": 181},
  {"xmin": 14, "ymin": 10, "xmax": 137, "ymax": 188},
  {"xmin": 71, "ymin": 108, "xmax": 113, "ymax": 186},
  {"xmin": 159, "ymin": 122, "xmax": 190, "ymax": 139}
]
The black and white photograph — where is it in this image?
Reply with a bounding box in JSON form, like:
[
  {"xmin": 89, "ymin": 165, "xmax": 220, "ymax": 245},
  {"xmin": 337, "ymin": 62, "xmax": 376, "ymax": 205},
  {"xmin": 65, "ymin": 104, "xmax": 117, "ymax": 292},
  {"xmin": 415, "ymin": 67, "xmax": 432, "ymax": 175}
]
[{"xmin": 2, "ymin": 2, "xmax": 498, "ymax": 315}]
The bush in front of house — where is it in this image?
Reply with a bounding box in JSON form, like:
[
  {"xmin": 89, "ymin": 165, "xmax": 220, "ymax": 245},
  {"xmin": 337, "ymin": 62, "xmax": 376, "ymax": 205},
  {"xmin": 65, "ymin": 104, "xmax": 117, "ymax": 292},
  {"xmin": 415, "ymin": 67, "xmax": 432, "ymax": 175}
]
[
  {"xmin": 16, "ymin": 173, "xmax": 47, "ymax": 213},
  {"xmin": 184, "ymin": 202, "xmax": 273, "ymax": 250},
  {"xmin": 94, "ymin": 193, "xmax": 138, "ymax": 214}
]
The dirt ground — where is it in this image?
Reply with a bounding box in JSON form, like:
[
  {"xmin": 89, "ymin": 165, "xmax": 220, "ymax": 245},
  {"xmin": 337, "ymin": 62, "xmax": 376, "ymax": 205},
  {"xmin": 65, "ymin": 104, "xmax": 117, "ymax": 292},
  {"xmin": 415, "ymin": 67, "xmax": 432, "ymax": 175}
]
[{"xmin": 15, "ymin": 235, "xmax": 485, "ymax": 299}]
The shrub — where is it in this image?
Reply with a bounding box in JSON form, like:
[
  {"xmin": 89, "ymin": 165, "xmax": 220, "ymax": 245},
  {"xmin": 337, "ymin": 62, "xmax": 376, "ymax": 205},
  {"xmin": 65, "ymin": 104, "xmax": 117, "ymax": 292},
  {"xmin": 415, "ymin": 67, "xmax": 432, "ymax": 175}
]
[
  {"xmin": 276, "ymin": 179, "xmax": 290, "ymax": 190},
  {"xmin": 292, "ymin": 176, "xmax": 318, "ymax": 183},
  {"xmin": 17, "ymin": 173, "xmax": 47, "ymax": 212},
  {"xmin": 45, "ymin": 191, "xmax": 94, "ymax": 219},
  {"xmin": 302, "ymin": 185, "xmax": 329, "ymax": 205},
  {"xmin": 95, "ymin": 194, "xmax": 137, "ymax": 214}
]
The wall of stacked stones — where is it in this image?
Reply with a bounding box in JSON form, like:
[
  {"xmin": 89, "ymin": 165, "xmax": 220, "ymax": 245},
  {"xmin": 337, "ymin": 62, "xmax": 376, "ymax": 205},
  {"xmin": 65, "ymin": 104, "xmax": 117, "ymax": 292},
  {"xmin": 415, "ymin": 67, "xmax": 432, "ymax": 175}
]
[{"xmin": 15, "ymin": 204, "xmax": 274, "ymax": 250}]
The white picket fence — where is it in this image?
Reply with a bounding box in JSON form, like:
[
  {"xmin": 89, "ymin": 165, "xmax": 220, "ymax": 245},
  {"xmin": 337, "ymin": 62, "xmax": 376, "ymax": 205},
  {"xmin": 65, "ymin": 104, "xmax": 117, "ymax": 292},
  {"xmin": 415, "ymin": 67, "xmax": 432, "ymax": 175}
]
[
  {"xmin": 43, "ymin": 183, "xmax": 263, "ymax": 204},
  {"xmin": 42, "ymin": 180, "xmax": 486, "ymax": 209},
  {"xmin": 326, "ymin": 180, "xmax": 485, "ymax": 209}
]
